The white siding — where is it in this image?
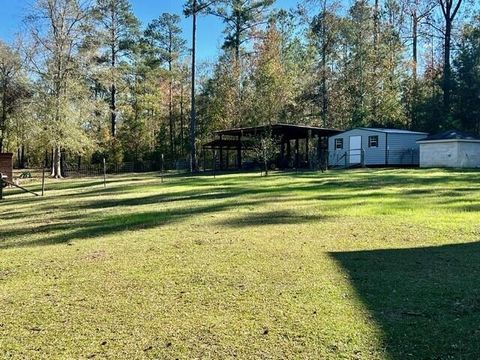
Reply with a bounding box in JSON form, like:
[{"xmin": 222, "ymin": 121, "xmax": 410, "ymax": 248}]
[
  {"xmin": 328, "ymin": 128, "xmax": 425, "ymax": 166},
  {"xmin": 328, "ymin": 129, "xmax": 387, "ymax": 166},
  {"xmin": 387, "ymin": 133, "xmax": 425, "ymax": 165},
  {"xmin": 421, "ymin": 141, "xmax": 480, "ymax": 168},
  {"xmin": 458, "ymin": 142, "xmax": 480, "ymax": 168},
  {"xmin": 419, "ymin": 142, "xmax": 458, "ymax": 168}
]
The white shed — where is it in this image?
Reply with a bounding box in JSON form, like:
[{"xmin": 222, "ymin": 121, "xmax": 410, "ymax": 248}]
[
  {"xmin": 417, "ymin": 130, "xmax": 480, "ymax": 168},
  {"xmin": 328, "ymin": 128, "xmax": 427, "ymax": 167}
]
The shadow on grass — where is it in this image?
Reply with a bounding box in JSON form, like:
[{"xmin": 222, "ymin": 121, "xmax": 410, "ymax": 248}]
[
  {"xmin": 217, "ymin": 210, "xmax": 328, "ymax": 228},
  {"xmin": 0, "ymin": 198, "xmax": 263, "ymax": 249},
  {"xmin": 2, "ymin": 169, "xmax": 479, "ymax": 248},
  {"xmin": 330, "ymin": 242, "xmax": 480, "ymax": 359}
]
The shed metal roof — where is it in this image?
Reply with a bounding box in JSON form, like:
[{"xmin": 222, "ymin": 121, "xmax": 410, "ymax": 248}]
[
  {"xmin": 417, "ymin": 130, "xmax": 480, "ymax": 142},
  {"xmin": 355, "ymin": 128, "xmax": 428, "ymax": 135}
]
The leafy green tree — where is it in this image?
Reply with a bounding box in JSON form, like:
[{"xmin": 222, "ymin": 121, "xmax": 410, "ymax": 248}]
[
  {"xmin": 437, "ymin": 0, "xmax": 465, "ymax": 115},
  {"xmin": 251, "ymin": 129, "xmax": 278, "ymax": 176},
  {"xmin": 26, "ymin": 0, "xmax": 95, "ymax": 177},
  {"xmin": 144, "ymin": 14, "xmax": 186, "ymax": 162},
  {"xmin": 93, "ymin": 0, "xmax": 139, "ymax": 139},
  {"xmin": 0, "ymin": 41, "xmax": 27, "ymax": 153},
  {"xmin": 310, "ymin": 1, "xmax": 343, "ymax": 127},
  {"xmin": 210, "ymin": 0, "xmax": 274, "ymax": 62},
  {"xmin": 453, "ymin": 16, "xmax": 480, "ymax": 134},
  {"xmin": 251, "ymin": 20, "xmax": 290, "ymax": 125}
]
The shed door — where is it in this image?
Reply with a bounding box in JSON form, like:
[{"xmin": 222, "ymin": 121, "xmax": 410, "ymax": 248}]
[{"xmin": 349, "ymin": 136, "xmax": 362, "ymax": 164}]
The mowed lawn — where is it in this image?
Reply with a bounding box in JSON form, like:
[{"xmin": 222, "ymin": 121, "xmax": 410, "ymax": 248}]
[{"xmin": 1, "ymin": 169, "xmax": 480, "ymax": 359}]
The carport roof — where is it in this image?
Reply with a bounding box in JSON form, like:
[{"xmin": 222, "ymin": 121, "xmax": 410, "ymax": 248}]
[{"xmin": 214, "ymin": 123, "xmax": 342, "ymax": 139}]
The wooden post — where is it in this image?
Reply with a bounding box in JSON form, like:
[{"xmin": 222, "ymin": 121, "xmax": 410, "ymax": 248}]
[
  {"xmin": 306, "ymin": 133, "xmax": 310, "ymax": 167},
  {"xmin": 0, "ymin": 173, "xmax": 3, "ymax": 200},
  {"xmin": 295, "ymin": 138, "xmax": 299, "ymax": 169},
  {"xmin": 203, "ymin": 148, "xmax": 206, "ymax": 172},
  {"xmin": 219, "ymin": 135, "xmax": 223, "ymax": 170},
  {"xmin": 237, "ymin": 135, "xmax": 242, "ymax": 169},
  {"xmin": 161, "ymin": 154, "xmax": 164, "ymax": 183},
  {"xmin": 213, "ymin": 150, "xmax": 217, "ymax": 179},
  {"xmin": 103, "ymin": 158, "xmax": 107, "ymax": 188},
  {"xmin": 286, "ymin": 140, "xmax": 291, "ymax": 167},
  {"xmin": 41, "ymin": 161, "xmax": 46, "ymax": 196},
  {"xmin": 280, "ymin": 138, "xmax": 285, "ymax": 169}
]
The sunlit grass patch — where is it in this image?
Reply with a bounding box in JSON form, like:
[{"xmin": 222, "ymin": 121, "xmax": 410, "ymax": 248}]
[{"xmin": 0, "ymin": 168, "xmax": 479, "ymax": 359}]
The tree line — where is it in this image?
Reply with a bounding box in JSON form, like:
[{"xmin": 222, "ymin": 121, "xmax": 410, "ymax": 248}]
[{"xmin": 0, "ymin": 0, "xmax": 478, "ymax": 175}]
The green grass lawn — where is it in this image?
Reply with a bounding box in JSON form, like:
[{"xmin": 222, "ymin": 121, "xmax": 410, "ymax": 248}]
[{"xmin": 1, "ymin": 169, "xmax": 480, "ymax": 359}]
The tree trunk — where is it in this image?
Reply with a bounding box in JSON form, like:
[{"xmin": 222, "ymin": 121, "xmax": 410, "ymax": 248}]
[
  {"xmin": 20, "ymin": 144, "xmax": 25, "ymax": 169},
  {"xmin": 320, "ymin": 0, "xmax": 328, "ymax": 127},
  {"xmin": 440, "ymin": 0, "xmax": 463, "ymax": 115},
  {"xmin": 169, "ymin": 57, "xmax": 175, "ymax": 163},
  {"xmin": 51, "ymin": 147, "xmax": 62, "ymax": 178},
  {"xmin": 0, "ymin": 80, "xmax": 6, "ymax": 153},
  {"xmin": 180, "ymin": 83, "xmax": 184, "ymax": 157},
  {"xmin": 372, "ymin": 0, "xmax": 380, "ymax": 121},
  {"xmin": 443, "ymin": 19, "xmax": 452, "ymax": 113},
  {"xmin": 411, "ymin": 12, "xmax": 418, "ymax": 128},
  {"xmin": 111, "ymin": 83, "xmax": 117, "ymax": 137},
  {"xmin": 412, "ymin": 13, "xmax": 418, "ymax": 83},
  {"xmin": 110, "ymin": 22, "xmax": 117, "ymax": 138},
  {"xmin": 190, "ymin": 0, "xmax": 198, "ymax": 172}
]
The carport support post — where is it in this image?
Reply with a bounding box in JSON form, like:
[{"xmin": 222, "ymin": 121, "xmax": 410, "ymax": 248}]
[
  {"xmin": 237, "ymin": 135, "xmax": 242, "ymax": 169},
  {"xmin": 202, "ymin": 148, "xmax": 205, "ymax": 171},
  {"xmin": 316, "ymin": 135, "xmax": 323, "ymax": 171},
  {"xmin": 280, "ymin": 138, "xmax": 285, "ymax": 169},
  {"xmin": 295, "ymin": 138, "xmax": 299, "ymax": 169},
  {"xmin": 219, "ymin": 135, "xmax": 224, "ymax": 170},
  {"xmin": 213, "ymin": 150, "xmax": 217, "ymax": 179},
  {"xmin": 286, "ymin": 140, "xmax": 291, "ymax": 166},
  {"xmin": 306, "ymin": 131, "xmax": 310, "ymax": 168}
]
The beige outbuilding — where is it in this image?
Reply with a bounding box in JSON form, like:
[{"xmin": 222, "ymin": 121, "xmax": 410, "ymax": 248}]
[{"xmin": 417, "ymin": 130, "xmax": 480, "ymax": 168}]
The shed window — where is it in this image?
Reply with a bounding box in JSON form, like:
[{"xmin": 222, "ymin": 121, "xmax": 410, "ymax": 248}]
[
  {"xmin": 335, "ymin": 138, "xmax": 344, "ymax": 150},
  {"xmin": 369, "ymin": 136, "xmax": 379, "ymax": 148}
]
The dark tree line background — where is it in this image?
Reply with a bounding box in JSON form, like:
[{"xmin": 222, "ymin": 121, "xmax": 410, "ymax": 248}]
[{"xmin": 0, "ymin": 0, "xmax": 478, "ymax": 174}]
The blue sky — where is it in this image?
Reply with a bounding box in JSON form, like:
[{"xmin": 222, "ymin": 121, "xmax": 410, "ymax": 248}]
[{"xmin": 0, "ymin": 0, "xmax": 299, "ymax": 62}]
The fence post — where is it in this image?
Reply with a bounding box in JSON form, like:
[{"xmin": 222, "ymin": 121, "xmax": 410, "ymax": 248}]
[
  {"xmin": 41, "ymin": 161, "xmax": 46, "ymax": 196},
  {"xmin": 161, "ymin": 154, "xmax": 164, "ymax": 183},
  {"xmin": 103, "ymin": 158, "xmax": 106, "ymax": 188},
  {"xmin": 0, "ymin": 173, "xmax": 3, "ymax": 200}
]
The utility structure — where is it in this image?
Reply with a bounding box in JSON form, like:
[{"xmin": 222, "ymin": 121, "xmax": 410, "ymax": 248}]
[{"xmin": 202, "ymin": 124, "xmax": 341, "ymax": 171}]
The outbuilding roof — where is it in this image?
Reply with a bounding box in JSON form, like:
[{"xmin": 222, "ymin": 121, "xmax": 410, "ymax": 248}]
[
  {"xmin": 214, "ymin": 123, "xmax": 342, "ymax": 139},
  {"xmin": 355, "ymin": 128, "xmax": 428, "ymax": 135},
  {"xmin": 418, "ymin": 130, "xmax": 480, "ymax": 142}
]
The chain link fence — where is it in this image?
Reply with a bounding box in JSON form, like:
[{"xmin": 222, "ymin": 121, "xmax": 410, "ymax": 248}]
[{"xmin": 62, "ymin": 160, "xmax": 158, "ymax": 178}]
